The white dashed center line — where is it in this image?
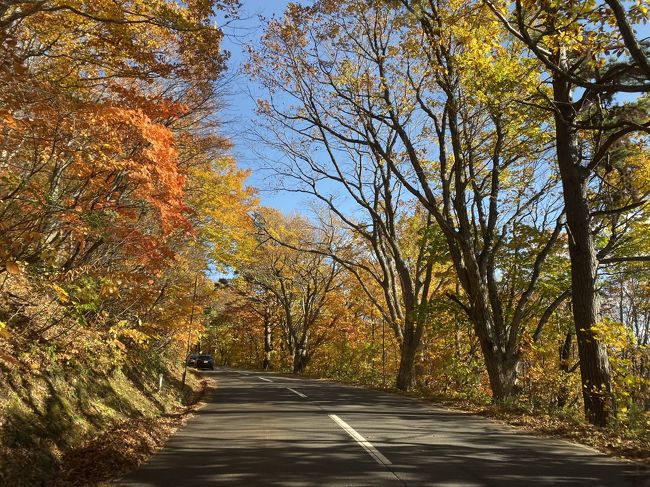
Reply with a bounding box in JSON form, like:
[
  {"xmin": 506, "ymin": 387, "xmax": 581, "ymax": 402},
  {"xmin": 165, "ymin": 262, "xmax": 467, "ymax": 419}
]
[
  {"xmin": 329, "ymin": 414, "xmax": 392, "ymax": 466},
  {"xmin": 287, "ymin": 387, "xmax": 307, "ymax": 398},
  {"xmin": 258, "ymin": 376, "xmax": 272, "ymax": 382}
]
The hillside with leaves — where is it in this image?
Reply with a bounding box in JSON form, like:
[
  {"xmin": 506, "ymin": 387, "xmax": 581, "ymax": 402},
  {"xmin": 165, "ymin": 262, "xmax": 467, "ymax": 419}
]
[{"xmin": 0, "ymin": 1, "xmax": 255, "ymax": 485}]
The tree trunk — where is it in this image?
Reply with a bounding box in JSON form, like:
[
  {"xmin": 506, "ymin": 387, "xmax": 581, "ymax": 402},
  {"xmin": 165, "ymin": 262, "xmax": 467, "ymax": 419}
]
[
  {"xmin": 397, "ymin": 343, "xmax": 417, "ymax": 391},
  {"xmin": 292, "ymin": 348, "xmax": 309, "ymax": 374},
  {"xmin": 553, "ymin": 76, "xmax": 614, "ymax": 426},
  {"xmin": 557, "ymin": 331, "xmax": 573, "ymax": 408},
  {"xmin": 262, "ymin": 318, "xmax": 272, "ymax": 370},
  {"xmin": 477, "ymin": 336, "xmax": 520, "ymax": 401},
  {"xmin": 465, "ymin": 285, "xmax": 521, "ymax": 401},
  {"xmin": 396, "ymin": 330, "xmax": 419, "ymax": 391}
]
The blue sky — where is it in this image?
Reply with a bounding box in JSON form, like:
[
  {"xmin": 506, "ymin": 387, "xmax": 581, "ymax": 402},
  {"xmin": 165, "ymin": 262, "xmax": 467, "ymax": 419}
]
[{"xmin": 219, "ymin": 0, "xmax": 308, "ymax": 214}]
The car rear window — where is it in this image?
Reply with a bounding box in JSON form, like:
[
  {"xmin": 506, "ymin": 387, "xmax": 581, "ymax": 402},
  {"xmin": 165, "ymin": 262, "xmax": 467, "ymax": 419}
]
[{"xmin": 198, "ymin": 355, "xmax": 212, "ymax": 360}]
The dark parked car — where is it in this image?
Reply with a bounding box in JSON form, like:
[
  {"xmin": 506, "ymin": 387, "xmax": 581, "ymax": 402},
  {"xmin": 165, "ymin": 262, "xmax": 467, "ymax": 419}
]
[
  {"xmin": 186, "ymin": 353, "xmax": 199, "ymax": 367},
  {"xmin": 196, "ymin": 354, "xmax": 214, "ymax": 370}
]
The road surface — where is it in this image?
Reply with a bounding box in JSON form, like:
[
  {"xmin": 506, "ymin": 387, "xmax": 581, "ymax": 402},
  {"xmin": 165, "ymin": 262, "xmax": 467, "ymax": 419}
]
[{"xmin": 118, "ymin": 367, "xmax": 648, "ymax": 486}]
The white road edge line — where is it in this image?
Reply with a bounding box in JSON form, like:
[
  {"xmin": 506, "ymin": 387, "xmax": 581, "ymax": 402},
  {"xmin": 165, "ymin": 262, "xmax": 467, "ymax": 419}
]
[
  {"xmin": 287, "ymin": 387, "xmax": 307, "ymax": 398},
  {"xmin": 329, "ymin": 414, "xmax": 392, "ymax": 466},
  {"xmin": 258, "ymin": 376, "xmax": 272, "ymax": 382}
]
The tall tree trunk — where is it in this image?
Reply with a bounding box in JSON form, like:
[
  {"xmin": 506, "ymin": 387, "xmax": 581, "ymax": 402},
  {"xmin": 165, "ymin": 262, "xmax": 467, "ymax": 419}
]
[
  {"xmin": 292, "ymin": 348, "xmax": 309, "ymax": 374},
  {"xmin": 476, "ymin": 335, "xmax": 520, "ymax": 401},
  {"xmin": 396, "ymin": 334, "xmax": 418, "ymax": 391},
  {"xmin": 465, "ymin": 278, "xmax": 521, "ymax": 401},
  {"xmin": 557, "ymin": 330, "xmax": 573, "ymax": 408},
  {"xmin": 553, "ymin": 77, "xmax": 614, "ymax": 427},
  {"xmin": 262, "ymin": 317, "xmax": 272, "ymax": 370},
  {"xmin": 396, "ymin": 317, "xmax": 425, "ymax": 391}
]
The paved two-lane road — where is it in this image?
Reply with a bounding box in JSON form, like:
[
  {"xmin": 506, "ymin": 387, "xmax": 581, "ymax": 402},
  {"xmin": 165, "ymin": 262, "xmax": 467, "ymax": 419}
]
[{"xmin": 119, "ymin": 367, "xmax": 648, "ymax": 486}]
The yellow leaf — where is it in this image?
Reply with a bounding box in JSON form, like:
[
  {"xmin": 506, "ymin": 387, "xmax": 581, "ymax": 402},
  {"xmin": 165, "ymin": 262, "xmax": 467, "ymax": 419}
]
[
  {"xmin": 49, "ymin": 283, "xmax": 69, "ymax": 303},
  {"xmin": 0, "ymin": 320, "xmax": 9, "ymax": 338}
]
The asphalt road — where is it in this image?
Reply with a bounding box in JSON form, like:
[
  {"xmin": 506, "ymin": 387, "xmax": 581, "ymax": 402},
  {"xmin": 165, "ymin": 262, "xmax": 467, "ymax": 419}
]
[{"xmin": 118, "ymin": 367, "xmax": 649, "ymax": 486}]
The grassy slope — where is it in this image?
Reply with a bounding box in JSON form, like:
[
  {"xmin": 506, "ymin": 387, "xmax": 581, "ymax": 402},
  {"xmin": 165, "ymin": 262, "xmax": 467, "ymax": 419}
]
[{"xmin": 0, "ymin": 358, "xmax": 199, "ymax": 486}]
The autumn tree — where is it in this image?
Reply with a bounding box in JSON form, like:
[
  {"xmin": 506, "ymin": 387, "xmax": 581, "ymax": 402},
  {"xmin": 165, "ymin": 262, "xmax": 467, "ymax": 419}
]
[
  {"xmin": 251, "ymin": 131, "xmax": 450, "ymax": 389},
  {"xmin": 249, "ymin": 0, "xmax": 569, "ymax": 399},
  {"xmin": 217, "ymin": 276, "xmax": 283, "ymax": 370},
  {"xmin": 248, "ymin": 2, "xmax": 456, "ymax": 391},
  {"xmin": 479, "ymin": 0, "xmax": 650, "ymax": 426},
  {"xmin": 237, "ymin": 210, "xmax": 344, "ymax": 374},
  {"xmin": 0, "ymin": 0, "xmax": 255, "ymax": 371}
]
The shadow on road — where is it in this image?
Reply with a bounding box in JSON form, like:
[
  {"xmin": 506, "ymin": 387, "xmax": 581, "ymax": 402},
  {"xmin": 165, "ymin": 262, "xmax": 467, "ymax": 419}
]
[{"xmin": 118, "ymin": 368, "xmax": 649, "ymax": 487}]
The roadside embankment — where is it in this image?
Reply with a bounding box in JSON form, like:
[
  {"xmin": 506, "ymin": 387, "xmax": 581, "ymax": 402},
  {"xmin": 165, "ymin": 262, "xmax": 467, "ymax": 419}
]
[{"xmin": 0, "ymin": 357, "xmax": 210, "ymax": 487}]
